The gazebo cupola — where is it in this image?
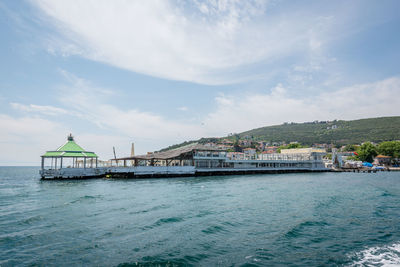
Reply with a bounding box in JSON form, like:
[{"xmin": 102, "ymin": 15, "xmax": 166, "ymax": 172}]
[{"xmin": 41, "ymin": 134, "xmax": 98, "ymax": 170}]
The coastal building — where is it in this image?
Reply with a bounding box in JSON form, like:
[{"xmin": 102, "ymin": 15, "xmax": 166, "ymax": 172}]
[
  {"xmin": 227, "ymin": 152, "xmax": 245, "ymax": 160},
  {"xmin": 217, "ymin": 144, "xmax": 233, "ymax": 150},
  {"xmin": 204, "ymin": 142, "xmax": 217, "ymax": 147},
  {"xmin": 343, "ymin": 160, "xmax": 362, "ymax": 168},
  {"xmin": 115, "ymin": 143, "xmax": 225, "ymax": 168},
  {"xmin": 264, "ymin": 146, "xmax": 278, "ymax": 153},
  {"xmin": 220, "ymin": 139, "xmax": 234, "ymax": 145},
  {"xmin": 373, "ymin": 155, "xmax": 391, "ymax": 166},
  {"xmin": 40, "ymin": 134, "xmax": 100, "ymax": 179},
  {"xmin": 243, "ymin": 148, "xmax": 256, "ymax": 154},
  {"xmin": 239, "ymin": 140, "xmax": 252, "ymax": 147},
  {"xmin": 40, "ymin": 139, "xmax": 328, "ymax": 179},
  {"xmin": 243, "ymin": 148, "xmax": 256, "ymax": 158},
  {"xmin": 332, "ymin": 150, "xmax": 357, "ymax": 168}
]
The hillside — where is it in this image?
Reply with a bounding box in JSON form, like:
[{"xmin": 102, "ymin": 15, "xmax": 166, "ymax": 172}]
[
  {"xmin": 160, "ymin": 116, "xmax": 400, "ymax": 151},
  {"xmin": 238, "ymin": 116, "xmax": 400, "ymax": 145}
]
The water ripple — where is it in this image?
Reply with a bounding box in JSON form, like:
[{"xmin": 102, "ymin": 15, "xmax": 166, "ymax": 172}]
[
  {"xmin": 283, "ymin": 220, "xmax": 329, "ymax": 239},
  {"xmin": 201, "ymin": 225, "xmax": 228, "ymax": 235},
  {"xmin": 1, "ymin": 168, "xmax": 400, "ymax": 266}
]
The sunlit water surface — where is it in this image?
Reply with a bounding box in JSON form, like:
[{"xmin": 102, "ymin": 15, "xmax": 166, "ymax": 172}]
[{"xmin": 1, "ymin": 167, "xmax": 400, "ymax": 266}]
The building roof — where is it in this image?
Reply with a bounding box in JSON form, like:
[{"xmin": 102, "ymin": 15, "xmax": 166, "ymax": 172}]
[
  {"xmin": 42, "ymin": 134, "xmax": 98, "ymax": 158},
  {"xmin": 281, "ymin": 147, "xmax": 326, "ymax": 154},
  {"xmin": 115, "ymin": 143, "xmax": 224, "ymax": 161},
  {"xmin": 376, "ymin": 154, "xmax": 391, "ymax": 158}
]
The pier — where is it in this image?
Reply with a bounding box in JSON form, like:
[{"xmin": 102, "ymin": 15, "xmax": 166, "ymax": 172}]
[{"xmin": 40, "ymin": 137, "xmax": 328, "ymax": 179}]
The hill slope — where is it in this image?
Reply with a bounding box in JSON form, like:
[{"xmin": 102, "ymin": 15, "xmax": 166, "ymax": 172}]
[
  {"xmin": 160, "ymin": 116, "xmax": 400, "ymax": 151},
  {"xmin": 238, "ymin": 116, "xmax": 400, "ymax": 145}
]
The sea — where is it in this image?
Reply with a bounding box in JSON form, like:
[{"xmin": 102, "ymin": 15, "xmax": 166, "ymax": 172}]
[{"xmin": 1, "ymin": 167, "xmax": 400, "ymax": 266}]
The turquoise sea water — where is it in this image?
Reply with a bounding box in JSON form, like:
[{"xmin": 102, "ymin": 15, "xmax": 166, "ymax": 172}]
[{"xmin": 1, "ymin": 167, "xmax": 400, "ymax": 266}]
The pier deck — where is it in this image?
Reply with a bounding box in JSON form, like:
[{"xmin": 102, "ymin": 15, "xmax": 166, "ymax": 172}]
[
  {"xmin": 40, "ymin": 165, "xmax": 329, "ymax": 179},
  {"xmin": 40, "ymin": 140, "xmax": 329, "ymax": 179}
]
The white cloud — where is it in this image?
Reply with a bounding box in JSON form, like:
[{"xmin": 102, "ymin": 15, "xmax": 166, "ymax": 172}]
[
  {"xmin": 57, "ymin": 74, "xmax": 400, "ymax": 148},
  {"xmin": 177, "ymin": 106, "xmax": 188, "ymax": 111},
  {"xmin": 0, "ymin": 114, "xmax": 68, "ymax": 165},
  {"xmin": 0, "ymin": 111, "xmax": 134, "ymax": 164},
  {"xmin": 10, "ymin": 102, "xmax": 68, "ymax": 116},
  {"xmin": 3, "ymin": 72, "xmax": 399, "ymax": 165},
  {"xmin": 31, "ymin": 0, "xmax": 337, "ymax": 84},
  {"xmin": 55, "ymin": 72, "xmax": 208, "ymax": 153},
  {"xmin": 203, "ymin": 77, "xmax": 400, "ymax": 135}
]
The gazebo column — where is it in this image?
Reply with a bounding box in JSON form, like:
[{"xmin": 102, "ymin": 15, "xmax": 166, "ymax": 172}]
[
  {"xmin": 60, "ymin": 157, "xmax": 63, "ymax": 169},
  {"xmin": 41, "ymin": 157, "xmax": 44, "ymax": 170},
  {"xmin": 96, "ymin": 158, "xmax": 98, "ymax": 168},
  {"xmin": 84, "ymin": 157, "xmax": 87, "ymax": 169},
  {"xmin": 55, "ymin": 157, "xmax": 58, "ymax": 170}
]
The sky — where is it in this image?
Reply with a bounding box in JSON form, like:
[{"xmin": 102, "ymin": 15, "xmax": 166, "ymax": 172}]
[{"xmin": 1, "ymin": 0, "xmax": 400, "ymax": 165}]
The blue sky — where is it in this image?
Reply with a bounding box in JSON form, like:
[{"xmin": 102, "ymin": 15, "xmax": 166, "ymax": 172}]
[{"xmin": 1, "ymin": 0, "xmax": 400, "ymax": 165}]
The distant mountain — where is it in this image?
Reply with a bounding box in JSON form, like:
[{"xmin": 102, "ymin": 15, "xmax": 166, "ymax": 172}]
[{"xmin": 160, "ymin": 116, "xmax": 400, "ymax": 151}]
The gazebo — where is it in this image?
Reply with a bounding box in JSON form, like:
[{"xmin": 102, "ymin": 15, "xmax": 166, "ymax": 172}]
[{"xmin": 41, "ymin": 134, "xmax": 98, "ymax": 170}]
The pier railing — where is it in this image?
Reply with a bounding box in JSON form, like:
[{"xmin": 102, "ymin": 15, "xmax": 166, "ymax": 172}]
[{"xmin": 257, "ymin": 153, "xmax": 315, "ymax": 161}]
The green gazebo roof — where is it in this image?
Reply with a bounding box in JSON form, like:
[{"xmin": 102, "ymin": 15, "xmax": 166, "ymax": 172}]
[{"xmin": 42, "ymin": 134, "xmax": 98, "ymax": 158}]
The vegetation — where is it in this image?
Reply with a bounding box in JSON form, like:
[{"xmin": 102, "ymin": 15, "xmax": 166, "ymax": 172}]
[
  {"xmin": 158, "ymin": 140, "xmax": 197, "ymax": 152},
  {"xmin": 356, "ymin": 142, "xmax": 378, "ymax": 163},
  {"xmin": 342, "ymin": 144, "xmax": 358, "ymax": 152},
  {"xmin": 345, "ymin": 155, "xmax": 358, "ymax": 161},
  {"xmin": 158, "ymin": 137, "xmax": 219, "ymax": 152},
  {"xmin": 158, "ymin": 116, "xmax": 400, "ymax": 152},
  {"xmin": 233, "ymin": 139, "xmax": 242, "ymax": 152},
  {"xmin": 237, "ymin": 116, "xmax": 400, "ymax": 146},
  {"xmin": 377, "ymin": 141, "xmax": 400, "ymax": 158}
]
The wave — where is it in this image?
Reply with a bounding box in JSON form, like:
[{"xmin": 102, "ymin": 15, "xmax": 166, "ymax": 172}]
[
  {"xmin": 141, "ymin": 217, "xmax": 184, "ymax": 230},
  {"xmin": 350, "ymin": 242, "xmax": 400, "ymax": 266},
  {"xmin": 154, "ymin": 217, "xmax": 184, "ymax": 225},
  {"xmin": 201, "ymin": 225, "xmax": 227, "ymax": 235},
  {"xmin": 283, "ymin": 220, "xmax": 329, "ymax": 239},
  {"xmin": 20, "ymin": 215, "xmax": 43, "ymax": 225},
  {"xmin": 65, "ymin": 195, "xmax": 103, "ymax": 205},
  {"xmin": 117, "ymin": 255, "xmax": 193, "ymax": 267},
  {"xmin": 128, "ymin": 204, "xmax": 170, "ymax": 215},
  {"xmin": 117, "ymin": 259, "xmax": 186, "ymax": 267}
]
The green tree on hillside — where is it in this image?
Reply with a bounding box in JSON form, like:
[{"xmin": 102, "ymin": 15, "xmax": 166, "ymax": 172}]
[
  {"xmin": 343, "ymin": 144, "xmax": 358, "ymax": 152},
  {"xmin": 377, "ymin": 141, "xmax": 400, "ymax": 158},
  {"xmin": 356, "ymin": 142, "xmax": 377, "ymax": 163},
  {"xmin": 233, "ymin": 139, "xmax": 242, "ymax": 152}
]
